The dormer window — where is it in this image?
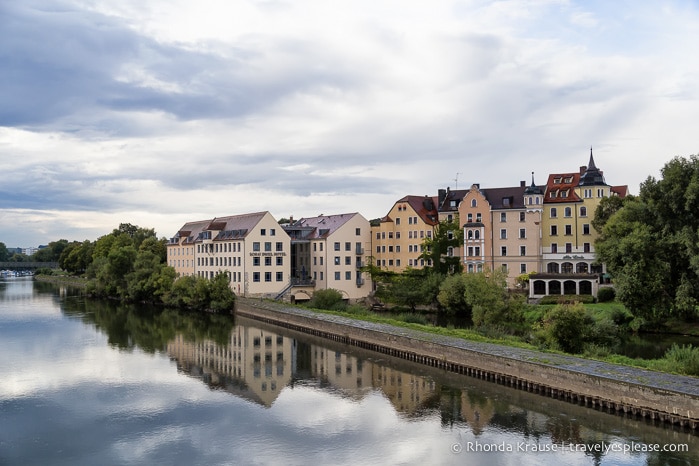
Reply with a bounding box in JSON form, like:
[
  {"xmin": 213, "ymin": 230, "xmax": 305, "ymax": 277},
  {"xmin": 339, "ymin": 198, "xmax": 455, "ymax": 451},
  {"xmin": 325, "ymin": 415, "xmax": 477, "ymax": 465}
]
[
  {"xmin": 564, "ymin": 176, "xmax": 573, "ymax": 183},
  {"xmin": 553, "ymin": 177, "xmax": 562, "ymax": 184},
  {"xmin": 561, "ymin": 189, "xmax": 569, "ymax": 198}
]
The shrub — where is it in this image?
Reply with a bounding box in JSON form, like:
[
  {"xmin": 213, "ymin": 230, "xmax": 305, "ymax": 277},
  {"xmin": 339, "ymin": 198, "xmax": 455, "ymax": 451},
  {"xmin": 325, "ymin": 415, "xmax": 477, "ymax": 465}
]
[
  {"xmin": 597, "ymin": 287, "xmax": 616, "ymax": 302},
  {"xmin": 309, "ymin": 289, "xmax": 345, "ymax": 310},
  {"xmin": 397, "ymin": 312, "xmax": 429, "ymax": 325},
  {"xmin": 541, "ymin": 302, "xmax": 594, "ymax": 353},
  {"xmin": 539, "ymin": 295, "xmax": 596, "ymax": 305}
]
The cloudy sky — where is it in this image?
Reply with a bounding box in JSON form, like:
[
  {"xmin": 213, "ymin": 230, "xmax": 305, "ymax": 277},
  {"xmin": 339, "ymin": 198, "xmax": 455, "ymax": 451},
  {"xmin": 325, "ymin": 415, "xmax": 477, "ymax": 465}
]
[{"xmin": 1, "ymin": 0, "xmax": 698, "ymax": 248}]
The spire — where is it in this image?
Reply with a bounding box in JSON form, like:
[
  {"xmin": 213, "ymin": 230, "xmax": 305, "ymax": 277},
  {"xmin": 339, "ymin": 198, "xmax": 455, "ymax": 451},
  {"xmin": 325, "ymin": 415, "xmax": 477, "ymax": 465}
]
[
  {"xmin": 524, "ymin": 171, "xmax": 543, "ymax": 194},
  {"xmin": 588, "ymin": 146, "xmax": 597, "ymax": 170},
  {"xmin": 530, "ymin": 171, "xmax": 536, "ymax": 186}
]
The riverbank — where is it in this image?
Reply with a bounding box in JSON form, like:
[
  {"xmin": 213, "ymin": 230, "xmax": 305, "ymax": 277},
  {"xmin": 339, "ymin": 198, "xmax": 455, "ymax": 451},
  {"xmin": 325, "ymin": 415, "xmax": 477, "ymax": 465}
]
[
  {"xmin": 33, "ymin": 273, "xmax": 88, "ymax": 288},
  {"xmin": 237, "ymin": 297, "xmax": 699, "ymax": 431}
]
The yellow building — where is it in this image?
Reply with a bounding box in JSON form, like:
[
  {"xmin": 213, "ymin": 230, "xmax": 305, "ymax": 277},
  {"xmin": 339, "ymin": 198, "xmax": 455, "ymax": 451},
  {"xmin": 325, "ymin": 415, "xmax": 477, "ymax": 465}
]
[
  {"xmin": 371, "ymin": 195, "xmax": 439, "ymax": 273},
  {"xmin": 533, "ymin": 151, "xmax": 627, "ymax": 297}
]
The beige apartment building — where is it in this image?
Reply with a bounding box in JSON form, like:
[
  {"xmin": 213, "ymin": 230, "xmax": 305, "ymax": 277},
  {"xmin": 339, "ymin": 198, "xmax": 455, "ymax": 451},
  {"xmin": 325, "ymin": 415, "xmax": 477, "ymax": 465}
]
[
  {"xmin": 459, "ymin": 180, "xmax": 544, "ymax": 286},
  {"xmin": 371, "ymin": 195, "xmax": 439, "ymax": 273},
  {"xmin": 168, "ymin": 211, "xmax": 291, "ymax": 298},
  {"xmin": 283, "ymin": 213, "xmax": 372, "ymax": 302},
  {"xmin": 166, "ymin": 218, "xmax": 212, "ymax": 277}
]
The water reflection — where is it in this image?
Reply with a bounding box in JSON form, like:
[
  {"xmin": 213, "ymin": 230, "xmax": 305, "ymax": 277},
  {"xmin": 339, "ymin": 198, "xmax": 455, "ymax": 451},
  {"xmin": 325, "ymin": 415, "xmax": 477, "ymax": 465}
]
[{"xmin": 2, "ymin": 280, "xmax": 697, "ymax": 465}]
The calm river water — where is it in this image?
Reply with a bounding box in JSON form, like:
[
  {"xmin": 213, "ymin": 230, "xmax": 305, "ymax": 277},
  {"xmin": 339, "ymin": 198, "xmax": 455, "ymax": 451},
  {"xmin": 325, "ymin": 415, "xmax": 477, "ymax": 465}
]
[{"xmin": 1, "ymin": 277, "xmax": 697, "ymax": 465}]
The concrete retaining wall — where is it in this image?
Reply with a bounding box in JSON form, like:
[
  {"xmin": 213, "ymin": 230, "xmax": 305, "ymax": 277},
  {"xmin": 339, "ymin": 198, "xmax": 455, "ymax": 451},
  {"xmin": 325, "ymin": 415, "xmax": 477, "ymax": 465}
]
[{"xmin": 236, "ymin": 302, "xmax": 699, "ymax": 430}]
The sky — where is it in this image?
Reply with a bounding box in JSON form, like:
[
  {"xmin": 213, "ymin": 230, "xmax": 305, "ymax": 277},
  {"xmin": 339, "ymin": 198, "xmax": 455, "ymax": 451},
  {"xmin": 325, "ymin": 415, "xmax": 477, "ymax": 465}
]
[{"xmin": 1, "ymin": 0, "xmax": 698, "ymax": 248}]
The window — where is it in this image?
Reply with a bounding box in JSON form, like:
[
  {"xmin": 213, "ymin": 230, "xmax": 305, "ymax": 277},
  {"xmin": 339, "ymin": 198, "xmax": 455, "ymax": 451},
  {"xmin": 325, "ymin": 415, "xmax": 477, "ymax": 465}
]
[
  {"xmin": 500, "ymin": 229, "xmax": 507, "ymax": 239},
  {"xmin": 471, "ymin": 199, "xmax": 477, "ymax": 207},
  {"xmin": 334, "ymin": 256, "xmax": 340, "ymax": 265},
  {"xmin": 253, "ymin": 257, "xmax": 260, "ymax": 266},
  {"xmin": 580, "ymin": 206, "xmax": 587, "ymax": 217},
  {"xmin": 261, "ymin": 228, "xmax": 266, "ymax": 236},
  {"xmin": 253, "ymin": 242, "xmax": 260, "ymax": 251},
  {"xmin": 520, "ymin": 264, "xmax": 527, "ymax": 273},
  {"xmin": 551, "ymin": 243, "xmax": 558, "ymax": 253},
  {"xmin": 597, "ymin": 188, "xmax": 605, "ymax": 197},
  {"xmin": 519, "ymin": 228, "xmax": 526, "ymax": 239},
  {"xmin": 584, "ymin": 242, "xmax": 591, "ymax": 253},
  {"xmin": 551, "ymin": 225, "xmax": 558, "ymax": 236},
  {"xmin": 447, "ymin": 230, "xmax": 454, "ymax": 240},
  {"xmin": 501, "ymin": 246, "xmax": 507, "ymax": 256},
  {"xmin": 265, "ymin": 272, "xmax": 272, "ymax": 282},
  {"xmin": 520, "ymin": 245, "xmax": 526, "ymax": 256},
  {"xmin": 345, "ymin": 271, "xmax": 351, "ymax": 280},
  {"xmin": 501, "ymin": 264, "xmax": 508, "ymax": 273},
  {"xmin": 253, "ymin": 272, "xmax": 260, "ymax": 282},
  {"xmin": 334, "ymin": 242, "xmax": 340, "ymax": 251},
  {"xmin": 500, "ymin": 212, "xmax": 507, "ymax": 222},
  {"xmin": 276, "ymin": 256, "xmax": 283, "ymax": 266},
  {"xmin": 583, "ymin": 224, "xmax": 590, "ymax": 235},
  {"xmin": 276, "ymin": 242, "xmax": 283, "ymax": 251},
  {"xmin": 550, "ymin": 208, "xmax": 557, "ymax": 218},
  {"xmin": 519, "ymin": 211, "xmax": 525, "ymax": 222},
  {"xmin": 476, "ymin": 213, "xmax": 482, "ymax": 222},
  {"xmin": 565, "ymin": 225, "xmax": 572, "ymax": 236},
  {"xmin": 468, "ymin": 246, "xmax": 473, "ymax": 256},
  {"xmin": 584, "ymin": 189, "xmax": 592, "ymax": 198},
  {"xmin": 356, "ymin": 227, "xmax": 361, "ymax": 235},
  {"xmin": 566, "ymin": 243, "xmax": 572, "ymax": 253},
  {"xmin": 376, "ymin": 232, "xmax": 380, "ymax": 240},
  {"xmin": 475, "ymin": 247, "xmax": 480, "ymax": 256},
  {"xmin": 270, "ymin": 228, "xmax": 276, "ymax": 236},
  {"xmin": 264, "ymin": 257, "xmax": 272, "ymax": 266},
  {"xmin": 335, "ymin": 272, "xmax": 341, "ymax": 280},
  {"xmin": 467, "ymin": 213, "xmax": 473, "ymax": 222},
  {"xmin": 345, "ymin": 256, "xmax": 351, "ymax": 265},
  {"xmin": 564, "ymin": 207, "xmax": 572, "ymax": 217}
]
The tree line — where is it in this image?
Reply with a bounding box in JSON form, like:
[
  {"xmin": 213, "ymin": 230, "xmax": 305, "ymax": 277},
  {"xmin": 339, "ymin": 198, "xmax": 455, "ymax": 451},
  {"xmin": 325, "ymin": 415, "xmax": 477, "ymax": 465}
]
[{"xmin": 32, "ymin": 223, "xmax": 235, "ymax": 313}]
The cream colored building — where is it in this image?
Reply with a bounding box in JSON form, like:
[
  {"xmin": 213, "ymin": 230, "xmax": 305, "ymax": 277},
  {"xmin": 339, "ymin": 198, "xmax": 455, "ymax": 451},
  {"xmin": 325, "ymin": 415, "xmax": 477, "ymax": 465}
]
[
  {"xmin": 283, "ymin": 213, "xmax": 372, "ymax": 302},
  {"xmin": 168, "ymin": 211, "xmax": 291, "ymax": 298},
  {"xmin": 371, "ymin": 195, "xmax": 439, "ymax": 273}
]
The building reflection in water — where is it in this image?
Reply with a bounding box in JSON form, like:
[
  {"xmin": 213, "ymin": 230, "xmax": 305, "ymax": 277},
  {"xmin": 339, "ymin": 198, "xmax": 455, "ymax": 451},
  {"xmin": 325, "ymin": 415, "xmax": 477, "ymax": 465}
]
[{"xmin": 166, "ymin": 322, "xmax": 440, "ymax": 418}]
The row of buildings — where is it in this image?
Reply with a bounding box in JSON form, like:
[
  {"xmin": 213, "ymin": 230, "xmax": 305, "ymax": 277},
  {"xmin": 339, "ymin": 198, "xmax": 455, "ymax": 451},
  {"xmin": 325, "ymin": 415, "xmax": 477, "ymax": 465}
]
[{"xmin": 166, "ymin": 150, "xmax": 627, "ymax": 301}]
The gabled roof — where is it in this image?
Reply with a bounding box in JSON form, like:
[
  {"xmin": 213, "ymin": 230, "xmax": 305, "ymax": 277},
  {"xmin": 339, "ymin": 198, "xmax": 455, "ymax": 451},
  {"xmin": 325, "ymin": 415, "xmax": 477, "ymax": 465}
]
[
  {"xmin": 437, "ymin": 188, "xmax": 469, "ymax": 212},
  {"xmin": 171, "ymin": 219, "xmax": 212, "ymax": 245},
  {"xmin": 198, "ymin": 212, "xmax": 269, "ymax": 242},
  {"xmin": 395, "ymin": 195, "xmax": 439, "ymax": 225},
  {"xmin": 481, "ymin": 185, "xmax": 527, "ymax": 209},
  {"xmin": 286, "ymin": 213, "xmax": 360, "ymax": 239},
  {"xmin": 544, "ymin": 172, "xmax": 582, "ymax": 203}
]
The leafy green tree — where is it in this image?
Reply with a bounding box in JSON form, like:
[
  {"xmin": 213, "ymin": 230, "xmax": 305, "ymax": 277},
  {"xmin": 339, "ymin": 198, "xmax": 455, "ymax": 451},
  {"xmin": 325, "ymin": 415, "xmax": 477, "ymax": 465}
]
[
  {"xmin": 208, "ymin": 272, "xmax": 236, "ymax": 313},
  {"xmin": 591, "ymin": 195, "xmax": 628, "ymax": 234},
  {"xmin": 465, "ymin": 270, "xmax": 524, "ymax": 329},
  {"xmin": 0, "ymin": 242, "xmax": 8, "ymax": 261},
  {"xmin": 540, "ymin": 302, "xmax": 595, "ymax": 353},
  {"xmin": 596, "ymin": 155, "xmax": 699, "ymax": 321},
  {"xmin": 437, "ymin": 273, "xmax": 469, "ymax": 315},
  {"xmin": 59, "ymin": 240, "xmax": 94, "ymax": 274},
  {"xmin": 420, "ymin": 218, "xmax": 464, "ymax": 275},
  {"xmin": 308, "ymin": 288, "xmax": 345, "ymax": 310}
]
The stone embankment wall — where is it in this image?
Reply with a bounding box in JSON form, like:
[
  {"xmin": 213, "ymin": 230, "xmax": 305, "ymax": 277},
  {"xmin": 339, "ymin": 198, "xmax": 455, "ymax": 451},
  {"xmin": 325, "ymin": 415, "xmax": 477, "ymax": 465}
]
[{"xmin": 236, "ymin": 301, "xmax": 699, "ymax": 430}]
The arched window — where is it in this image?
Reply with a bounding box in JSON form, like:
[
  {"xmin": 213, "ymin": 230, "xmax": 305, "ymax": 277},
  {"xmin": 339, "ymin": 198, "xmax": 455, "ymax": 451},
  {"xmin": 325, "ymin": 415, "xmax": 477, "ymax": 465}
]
[
  {"xmin": 467, "ymin": 230, "xmax": 473, "ymax": 239},
  {"xmin": 564, "ymin": 280, "xmax": 577, "ymax": 295},
  {"xmin": 547, "ymin": 262, "xmax": 560, "ymax": 273},
  {"xmin": 471, "ymin": 199, "xmax": 477, "ymax": 207},
  {"xmin": 475, "ymin": 230, "xmax": 480, "ymax": 239},
  {"xmin": 580, "ymin": 206, "xmax": 587, "ymax": 217},
  {"xmin": 564, "ymin": 207, "xmax": 572, "ymax": 217},
  {"xmin": 561, "ymin": 262, "xmax": 573, "ymax": 273},
  {"xmin": 576, "ymin": 262, "xmax": 589, "ymax": 273}
]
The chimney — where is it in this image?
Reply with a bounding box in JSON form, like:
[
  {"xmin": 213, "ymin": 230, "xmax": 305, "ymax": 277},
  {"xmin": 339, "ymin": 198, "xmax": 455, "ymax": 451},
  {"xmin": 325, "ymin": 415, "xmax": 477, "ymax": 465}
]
[
  {"xmin": 438, "ymin": 189, "xmax": 446, "ymax": 205},
  {"xmin": 520, "ymin": 180, "xmax": 525, "ymax": 187},
  {"xmin": 289, "ymin": 215, "xmax": 293, "ymax": 224},
  {"xmin": 580, "ymin": 166, "xmax": 587, "ymax": 174}
]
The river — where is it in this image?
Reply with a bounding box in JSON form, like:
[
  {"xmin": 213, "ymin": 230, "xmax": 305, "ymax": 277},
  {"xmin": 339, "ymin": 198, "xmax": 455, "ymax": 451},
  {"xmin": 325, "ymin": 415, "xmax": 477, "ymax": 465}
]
[{"xmin": 0, "ymin": 277, "xmax": 697, "ymax": 465}]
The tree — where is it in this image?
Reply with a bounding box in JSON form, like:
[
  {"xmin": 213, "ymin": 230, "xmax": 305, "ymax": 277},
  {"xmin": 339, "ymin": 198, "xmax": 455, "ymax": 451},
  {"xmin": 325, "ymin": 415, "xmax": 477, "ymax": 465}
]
[
  {"xmin": 420, "ymin": 218, "xmax": 464, "ymax": 275},
  {"xmin": 596, "ymin": 155, "xmax": 699, "ymax": 321},
  {"xmin": 0, "ymin": 242, "xmax": 8, "ymax": 261},
  {"xmin": 437, "ymin": 273, "xmax": 469, "ymax": 316},
  {"xmin": 591, "ymin": 195, "xmax": 628, "ymax": 234}
]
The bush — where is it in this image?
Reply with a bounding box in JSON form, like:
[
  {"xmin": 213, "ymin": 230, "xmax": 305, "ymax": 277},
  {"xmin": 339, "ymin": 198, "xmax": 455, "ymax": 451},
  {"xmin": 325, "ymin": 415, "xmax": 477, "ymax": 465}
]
[
  {"xmin": 597, "ymin": 287, "xmax": 616, "ymax": 302},
  {"xmin": 397, "ymin": 312, "xmax": 429, "ymax": 325},
  {"xmin": 309, "ymin": 289, "xmax": 345, "ymax": 310},
  {"xmin": 541, "ymin": 302, "xmax": 594, "ymax": 353}
]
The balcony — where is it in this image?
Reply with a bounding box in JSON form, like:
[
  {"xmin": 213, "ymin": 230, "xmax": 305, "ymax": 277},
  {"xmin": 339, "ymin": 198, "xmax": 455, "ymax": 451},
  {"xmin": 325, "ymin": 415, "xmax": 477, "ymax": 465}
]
[{"xmin": 355, "ymin": 247, "xmax": 364, "ymax": 255}]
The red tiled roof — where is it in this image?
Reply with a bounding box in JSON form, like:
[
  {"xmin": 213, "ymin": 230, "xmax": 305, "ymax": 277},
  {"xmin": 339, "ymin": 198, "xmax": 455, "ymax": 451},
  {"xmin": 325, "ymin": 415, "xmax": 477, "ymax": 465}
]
[{"xmin": 544, "ymin": 173, "xmax": 582, "ymax": 203}]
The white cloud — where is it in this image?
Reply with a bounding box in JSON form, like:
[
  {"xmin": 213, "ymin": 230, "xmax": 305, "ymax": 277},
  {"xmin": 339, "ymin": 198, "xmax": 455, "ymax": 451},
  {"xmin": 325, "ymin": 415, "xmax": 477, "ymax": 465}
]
[{"xmin": 1, "ymin": 0, "xmax": 699, "ymax": 246}]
